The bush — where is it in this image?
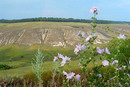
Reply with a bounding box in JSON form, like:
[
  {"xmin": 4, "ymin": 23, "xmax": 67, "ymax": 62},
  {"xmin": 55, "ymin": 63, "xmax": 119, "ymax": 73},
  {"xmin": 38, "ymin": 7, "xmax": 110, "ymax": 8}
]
[
  {"xmin": 0, "ymin": 64, "xmax": 13, "ymax": 70},
  {"xmin": 107, "ymin": 38, "xmax": 130, "ymax": 65}
]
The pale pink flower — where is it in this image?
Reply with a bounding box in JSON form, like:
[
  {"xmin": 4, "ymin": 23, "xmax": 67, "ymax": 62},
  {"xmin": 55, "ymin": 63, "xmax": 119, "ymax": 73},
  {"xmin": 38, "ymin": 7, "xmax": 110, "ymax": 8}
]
[
  {"xmin": 110, "ymin": 60, "xmax": 118, "ymax": 65},
  {"xmin": 89, "ymin": 7, "xmax": 98, "ymax": 13},
  {"xmin": 127, "ymin": 74, "xmax": 130, "ymax": 77},
  {"xmin": 75, "ymin": 74, "xmax": 81, "ymax": 81},
  {"xmin": 118, "ymin": 34, "xmax": 126, "ymax": 39},
  {"xmin": 102, "ymin": 60, "xmax": 109, "ymax": 66},
  {"xmin": 53, "ymin": 56, "xmax": 58, "ymax": 62},
  {"xmin": 92, "ymin": 33, "xmax": 97, "ymax": 37},
  {"xmin": 63, "ymin": 71, "xmax": 75, "ymax": 79},
  {"xmin": 63, "ymin": 71, "xmax": 68, "ymax": 75},
  {"xmin": 105, "ymin": 48, "xmax": 110, "ymax": 54},
  {"xmin": 61, "ymin": 56, "xmax": 71, "ymax": 66},
  {"xmin": 97, "ymin": 74, "xmax": 102, "ymax": 78},
  {"xmin": 81, "ymin": 32, "xmax": 86, "ymax": 38},
  {"xmin": 85, "ymin": 35, "xmax": 92, "ymax": 42},
  {"xmin": 97, "ymin": 47, "xmax": 104, "ymax": 54},
  {"xmin": 116, "ymin": 67, "xmax": 122, "ymax": 70},
  {"xmin": 74, "ymin": 44, "xmax": 86, "ymax": 55}
]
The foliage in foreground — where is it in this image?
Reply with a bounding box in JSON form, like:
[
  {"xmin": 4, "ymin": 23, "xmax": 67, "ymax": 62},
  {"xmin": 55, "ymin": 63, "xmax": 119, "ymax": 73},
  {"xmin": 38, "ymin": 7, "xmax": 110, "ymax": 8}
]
[{"xmin": 48, "ymin": 7, "xmax": 130, "ymax": 87}]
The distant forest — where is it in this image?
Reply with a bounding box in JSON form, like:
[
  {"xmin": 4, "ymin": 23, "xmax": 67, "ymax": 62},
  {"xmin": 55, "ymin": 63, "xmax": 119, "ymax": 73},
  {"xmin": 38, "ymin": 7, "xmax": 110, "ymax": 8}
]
[{"xmin": 0, "ymin": 17, "xmax": 130, "ymax": 24}]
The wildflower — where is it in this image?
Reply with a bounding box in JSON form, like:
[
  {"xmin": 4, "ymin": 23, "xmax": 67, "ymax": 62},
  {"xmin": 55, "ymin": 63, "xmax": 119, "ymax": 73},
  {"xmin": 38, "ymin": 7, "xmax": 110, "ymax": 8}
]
[
  {"xmin": 81, "ymin": 32, "xmax": 86, "ymax": 38},
  {"xmin": 61, "ymin": 60, "xmax": 66, "ymax": 66},
  {"xmin": 74, "ymin": 44, "xmax": 86, "ymax": 55},
  {"xmin": 89, "ymin": 7, "xmax": 98, "ymax": 13},
  {"xmin": 116, "ymin": 67, "xmax": 122, "ymax": 70},
  {"xmin": 102, "ymin": 60, "xmax": 109, "ymax": 66},
  {"xmin": 53, "ymin": 56, "xmax": 58, "ymax": 62},
  {"xmin": 61, "ymin": 56, "xmax": 71, "ymax": 66},
  {"xmin": 85, "ymin": 35, "xmax": 92, "ymax": 42},
  {"xmin": 122, "ymin": 65, "xmax": 126, "ymax": 69},
  {"xmin": 110, "ymin": 60, "xmax": 118, "ymax": 65},
  {"xmin": 97, "ymin": 74, "xmax": 102, "ymax": 78},
  {"xmin": 63, "ymin": 71, "xmax": 67, "ymax": 75},
  {"xmin": 58, "ymin": 53, "xmax": 64, "ymax": 59},
  {"xmin": 127, "ymin": 74, "xmax": 130, "ymax": 77},
  {"xmin": 92, "ymin": 33, "xmax": 97, "ymax": 37},
  {"xmin": 66, "ymin": 72, "xmax": 75, "ymax": 79},
  {"xmin": 75, "ymin": 74, "xmax": 81, "ymax": 81},
  {"xmin": 118, "ymin": 82, "xmax": 122, "ymax": 87},
  {"xmin": 81, "ymin": 45, "xmax": 87, "ymax": 50},
  {"xmin": 118, "ymin": 34, "xmax": 126, "ymax": 39},
  {"xmin": 97, "ymin": 47, "xmax": 104, "ymax": 54},
  {"xmin": 74, "ymin": 48, "xmax": 79, "ymax": 55},
  {"xmin": 105, "ymin": 48, "xmax": 110, "ymax": 54},
  {"xmin": 63, "ymin": 71, "xmax": 75, "ymax": 79},
  {"xmin": 77, "ymin": 31, "xmax": 86, "ymax": 38}
]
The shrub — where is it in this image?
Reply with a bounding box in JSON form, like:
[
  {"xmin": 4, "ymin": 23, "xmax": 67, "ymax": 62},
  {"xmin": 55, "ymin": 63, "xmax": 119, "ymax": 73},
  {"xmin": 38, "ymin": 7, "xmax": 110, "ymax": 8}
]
[
  {"xmin": 107, "ymin": 38, "xmax": 130, "ymax": 65},
  {"xmin": 0, "ymin": 64, "xmax": 13, "ymax": 70}
]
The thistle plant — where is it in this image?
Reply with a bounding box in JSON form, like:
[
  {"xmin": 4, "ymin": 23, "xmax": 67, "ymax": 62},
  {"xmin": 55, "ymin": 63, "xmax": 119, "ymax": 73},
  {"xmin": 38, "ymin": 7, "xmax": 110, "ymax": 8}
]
[{"xmin": 32, "ymin": 49, "xmax": 44, "ymax": 87}]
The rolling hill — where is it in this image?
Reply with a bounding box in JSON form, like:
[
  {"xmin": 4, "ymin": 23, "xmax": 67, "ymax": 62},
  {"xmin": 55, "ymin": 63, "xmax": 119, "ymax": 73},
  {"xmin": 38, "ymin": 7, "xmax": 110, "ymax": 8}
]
[{"xmin": 0, "ymin": 22, "xmax": 130, "ymax": 47}]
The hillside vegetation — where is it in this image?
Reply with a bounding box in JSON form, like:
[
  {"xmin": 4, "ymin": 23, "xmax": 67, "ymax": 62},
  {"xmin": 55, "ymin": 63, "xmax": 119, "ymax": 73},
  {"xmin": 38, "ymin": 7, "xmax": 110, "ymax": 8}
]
[
  {"xmin": 0, "ymin": 17, "xmax": 130, "ymax": 24},
  {"xmin": 0, "ymin": 22, "xmax": 130, "ymax": 47}
]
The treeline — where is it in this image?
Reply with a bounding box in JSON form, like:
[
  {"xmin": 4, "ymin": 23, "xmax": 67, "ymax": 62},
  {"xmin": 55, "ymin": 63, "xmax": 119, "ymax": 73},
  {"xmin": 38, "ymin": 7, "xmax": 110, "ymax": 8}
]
[{"xmin": 0, "ymin": 17, "xmax": 130, "ymax": 24}]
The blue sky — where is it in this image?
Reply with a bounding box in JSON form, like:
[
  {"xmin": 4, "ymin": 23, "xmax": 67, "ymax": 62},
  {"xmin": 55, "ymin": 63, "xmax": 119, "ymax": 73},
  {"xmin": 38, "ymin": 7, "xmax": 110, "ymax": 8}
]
[{"xmin": 0, "ymin": 0, "xmax": 130, "ymax": 21}]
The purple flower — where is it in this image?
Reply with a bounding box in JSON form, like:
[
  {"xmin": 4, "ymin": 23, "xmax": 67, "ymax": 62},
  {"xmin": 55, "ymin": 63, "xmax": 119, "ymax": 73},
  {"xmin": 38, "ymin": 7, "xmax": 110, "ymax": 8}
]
[
  {"xmin": 97, "ymin": 74, "xmax": 102, "ymax": 78},
  {"xmin": 110, "ymin": 60, "xmax": 118, "ymax": 65},
  {"xmin": 97, "ymin": 47, "xmax": 104, "ymax": 54},
  {"xmin": 89, "ymin": 7, "xmax": 98, "ymax": 13},
  {"xmin": 66, "ymin": 72, "xmax": 75, "ymax": 79},
  {"xmin": 77, "ymin": 31, "xmax": 86, "ymax": 38},
  {"xmin": 61, "ymin": 56, "xmax": 71, "ymax": 66},
  {"xmin": 61, "ymin": 60, "xmax": 66, "ymax": 66},
  {"xmin": 118, "ymin": 82, "xmax": 122, "ymax": 87},
  {"xmin": 53, "ymin": 56, "xmax": 58, "ymax": 62},
  {"xmin": 116, "ymin": 67, "xmax": 122, "ymax": 70},
  {"xmin": 74, "ymin": 48, "xmax": 79, "ymax": 55},
  {"xmin": 74, "ymin": 44, "xmax": 86, "ymax": 55},
  {"xmin": 58, "ymin": 53, "xmax": 64, "ymax": 59},
  {"xmin": 63, "ymin": 71, "xmax": 67, "ymax": 75},
  {"xmin": 102, "ymin": 60, "xmax": 109, "ymax": 66},
  {"xmin": 81, "ymin": 45, "xmax": 87, "ymax": 50},
  {"xmin": 85, "ymin": 35, "xmax": 92, "ymax": 42},
  {"xmin": 127, "ymin": 74, "xmax": 130, "ymax": 77},
  {"xmin": 81, "ymin": 32, "xmax": 86, "ymax": 38},
  {"xmin": 118, "ymin": 34, "xmax": 126, "ymax": 39},
  {"xmin": 105, "ymin": 48, "xmax": 110, "ymax": 54},
  {"xmin": 75, "ymin": 74, "xmax": 81, "ymax": 81},
  {"xmin": 92, "ymin": 33, "xmax": 97, "ymax": 37},
  {"xmin": 63, "ymin": 71, "xmax": 75, "ymax": 80}
]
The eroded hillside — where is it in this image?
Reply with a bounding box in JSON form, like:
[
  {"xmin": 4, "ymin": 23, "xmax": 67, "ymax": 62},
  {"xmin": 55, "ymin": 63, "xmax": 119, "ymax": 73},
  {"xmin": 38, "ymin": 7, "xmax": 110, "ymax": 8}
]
[{"xmin": 0, "ymin": 22, "xmax": 130, "ymax": 47}]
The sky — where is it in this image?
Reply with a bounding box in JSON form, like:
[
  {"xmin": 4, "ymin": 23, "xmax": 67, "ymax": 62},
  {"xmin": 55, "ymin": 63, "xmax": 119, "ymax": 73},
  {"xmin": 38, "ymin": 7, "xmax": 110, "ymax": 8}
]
[{"xmin": 0, "ymin": 0, "xmax": 130, "ymax": 21}]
